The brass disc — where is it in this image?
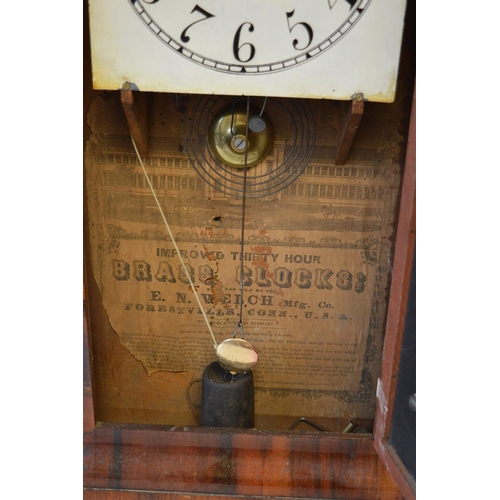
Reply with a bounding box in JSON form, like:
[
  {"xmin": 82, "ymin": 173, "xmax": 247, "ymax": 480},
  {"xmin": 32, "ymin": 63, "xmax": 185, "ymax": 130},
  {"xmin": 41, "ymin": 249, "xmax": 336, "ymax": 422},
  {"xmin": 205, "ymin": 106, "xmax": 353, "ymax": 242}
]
[{"xmin": 208, "ymin": 102, "xmax": 275, "ymax": 168}]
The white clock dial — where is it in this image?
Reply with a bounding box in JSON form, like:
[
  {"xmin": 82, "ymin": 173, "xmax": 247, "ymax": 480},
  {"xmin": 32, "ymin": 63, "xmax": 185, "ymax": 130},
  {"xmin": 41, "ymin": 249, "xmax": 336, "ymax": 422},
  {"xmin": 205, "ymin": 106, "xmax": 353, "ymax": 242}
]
[{"xmin": 88, "ymin": 0, "xmax": 407, "ymax": 101}]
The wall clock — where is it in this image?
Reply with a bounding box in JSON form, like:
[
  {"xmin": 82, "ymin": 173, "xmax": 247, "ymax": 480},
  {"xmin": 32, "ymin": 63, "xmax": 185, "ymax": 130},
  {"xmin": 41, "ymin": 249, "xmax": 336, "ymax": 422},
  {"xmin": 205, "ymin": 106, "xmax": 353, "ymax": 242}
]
[
  {"xmin": 88, "ymin": 0, "xmax": 407, "ymax": 101},
  {"xmin": 84, "ymin": 0, "xmax": 415, "ymax": 496}
]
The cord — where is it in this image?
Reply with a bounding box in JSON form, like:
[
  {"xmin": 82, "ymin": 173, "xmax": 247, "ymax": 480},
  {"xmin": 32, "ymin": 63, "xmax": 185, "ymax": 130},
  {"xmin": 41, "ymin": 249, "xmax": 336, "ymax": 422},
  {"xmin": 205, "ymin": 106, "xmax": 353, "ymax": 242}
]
[{"xmin": 129, "ymin": 131, "xmax": 218, "ymax": 351}]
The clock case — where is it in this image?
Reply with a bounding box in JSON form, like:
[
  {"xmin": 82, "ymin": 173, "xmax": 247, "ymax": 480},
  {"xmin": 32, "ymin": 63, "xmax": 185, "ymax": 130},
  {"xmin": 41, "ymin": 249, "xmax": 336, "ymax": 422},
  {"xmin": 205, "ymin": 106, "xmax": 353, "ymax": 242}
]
[{"xmin": 83, "ymin": 2, "xmax": 416, "ymax": 498}]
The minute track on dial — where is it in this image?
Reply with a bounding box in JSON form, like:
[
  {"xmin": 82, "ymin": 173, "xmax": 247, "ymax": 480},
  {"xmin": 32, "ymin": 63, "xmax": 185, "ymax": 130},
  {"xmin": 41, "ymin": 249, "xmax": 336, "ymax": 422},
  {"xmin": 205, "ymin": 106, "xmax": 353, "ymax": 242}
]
[{"xmin": 128, "ymin": 0, "xmax": 371, "ymax": 75}]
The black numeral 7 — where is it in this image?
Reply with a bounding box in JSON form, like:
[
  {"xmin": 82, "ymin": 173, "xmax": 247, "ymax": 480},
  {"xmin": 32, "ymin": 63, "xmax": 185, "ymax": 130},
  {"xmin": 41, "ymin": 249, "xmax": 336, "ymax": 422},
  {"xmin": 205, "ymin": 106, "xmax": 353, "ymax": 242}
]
[{"xmin": 181, "ymin": 5, "xmax": 214, "ymax": 43}]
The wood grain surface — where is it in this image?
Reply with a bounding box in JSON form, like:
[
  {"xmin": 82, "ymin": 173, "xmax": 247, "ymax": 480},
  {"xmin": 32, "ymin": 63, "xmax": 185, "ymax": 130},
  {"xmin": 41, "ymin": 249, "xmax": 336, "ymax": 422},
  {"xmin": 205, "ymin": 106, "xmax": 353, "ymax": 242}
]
[
  {"xmin": 84, "ymin": 424, "xmax": 402, "ymax": 499},
  {"xmin": 373, "ymin": 88, "xmax": 416, "ymax": 500}
]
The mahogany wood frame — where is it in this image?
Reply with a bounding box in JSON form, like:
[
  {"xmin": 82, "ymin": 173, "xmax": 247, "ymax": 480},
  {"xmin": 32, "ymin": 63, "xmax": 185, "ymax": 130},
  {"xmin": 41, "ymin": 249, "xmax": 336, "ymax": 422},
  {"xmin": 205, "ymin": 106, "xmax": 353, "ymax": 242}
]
[{"xmin": 373, "ymin": 90, "xmax": 416, "ymax": 500}]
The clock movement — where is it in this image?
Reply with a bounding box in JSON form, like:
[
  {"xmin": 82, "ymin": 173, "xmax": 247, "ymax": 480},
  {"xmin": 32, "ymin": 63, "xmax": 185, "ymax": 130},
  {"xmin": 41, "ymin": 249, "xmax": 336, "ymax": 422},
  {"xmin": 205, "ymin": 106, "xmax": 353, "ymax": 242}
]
[
  {"xmin": 84, "ymin": 0, "xmax": 415, "ymax": 497},
  {"xmin": 186, "ymin": 94, "xmax": 314, "ymax": 197}
]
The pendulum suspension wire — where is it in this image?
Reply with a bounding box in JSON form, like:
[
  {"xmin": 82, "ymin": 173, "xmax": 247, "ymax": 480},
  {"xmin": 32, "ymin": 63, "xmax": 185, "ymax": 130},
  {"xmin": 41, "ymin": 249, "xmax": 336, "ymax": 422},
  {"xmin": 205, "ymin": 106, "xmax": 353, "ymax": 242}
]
[
  {"xmin": 229, "ymin": 96, "xmax": 267, "ymax": 137},
  {"xmin": 129, "ymin": 131, "xmax": 218, "ymax": 351},
  {"xmin": 259, "ymin": 97, "xmax": 267, "ymax": 117},
  {"xmin": 234, "ymin": 96, "xmax": 250, "ymax": 340}
]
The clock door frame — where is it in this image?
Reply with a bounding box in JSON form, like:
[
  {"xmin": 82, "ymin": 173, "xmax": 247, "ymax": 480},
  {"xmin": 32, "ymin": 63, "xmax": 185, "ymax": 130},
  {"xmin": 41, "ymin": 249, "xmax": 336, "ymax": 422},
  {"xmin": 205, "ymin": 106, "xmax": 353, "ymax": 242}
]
[{"xmin": 373, "ymin": 89, "xmax": 416, "ymax": 500}]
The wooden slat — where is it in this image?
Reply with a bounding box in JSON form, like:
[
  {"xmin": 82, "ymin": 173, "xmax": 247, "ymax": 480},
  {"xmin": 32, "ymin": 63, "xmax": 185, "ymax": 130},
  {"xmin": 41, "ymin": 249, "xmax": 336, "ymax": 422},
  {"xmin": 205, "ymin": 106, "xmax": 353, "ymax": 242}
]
[
  {"xmin": 83, "ymin": 0, "xmax": 98, "ymax": 435},
  {"xmin": 84, "ymin": 491, "xmax": 291, "ymax": 500},
  {"xmin": 83, "ymin": 285, "xmax": 96, "ymax": 434},
  {"xmin": 335, "ymin": 98, "xmax": 364, "ymax": 165},
  {"xmin": 120, "ymin": 89, "xmax": 148, "ymax": 156}
]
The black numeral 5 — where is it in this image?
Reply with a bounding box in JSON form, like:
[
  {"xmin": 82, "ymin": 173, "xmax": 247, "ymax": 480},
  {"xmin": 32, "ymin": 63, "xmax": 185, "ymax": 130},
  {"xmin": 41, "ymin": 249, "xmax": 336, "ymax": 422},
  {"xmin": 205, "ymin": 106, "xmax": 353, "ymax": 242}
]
[{"xmin": 286, "ymin": 10, "xmax": 313, "ymax": 50}]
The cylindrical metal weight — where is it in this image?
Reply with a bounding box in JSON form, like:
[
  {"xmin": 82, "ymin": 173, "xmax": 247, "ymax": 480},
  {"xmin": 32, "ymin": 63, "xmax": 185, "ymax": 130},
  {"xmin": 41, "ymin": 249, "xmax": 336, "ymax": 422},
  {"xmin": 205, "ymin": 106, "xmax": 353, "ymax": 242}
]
[{"xmin": 201, "ymin": 361, "xmax": 254, "ymax": 428}]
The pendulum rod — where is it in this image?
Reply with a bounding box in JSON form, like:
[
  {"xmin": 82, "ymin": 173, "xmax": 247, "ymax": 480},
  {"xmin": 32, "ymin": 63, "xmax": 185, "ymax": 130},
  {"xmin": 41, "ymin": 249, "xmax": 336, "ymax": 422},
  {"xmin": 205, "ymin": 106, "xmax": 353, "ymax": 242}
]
[
  {"xmin": 234, "ymin": 96, "xmax": 251, "ymax": 340},
  {"xmin": 129, "ymin": 131, "xmax": 219, "ymax": 352}
]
